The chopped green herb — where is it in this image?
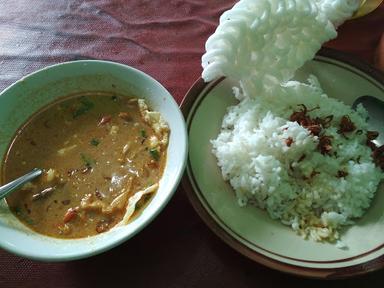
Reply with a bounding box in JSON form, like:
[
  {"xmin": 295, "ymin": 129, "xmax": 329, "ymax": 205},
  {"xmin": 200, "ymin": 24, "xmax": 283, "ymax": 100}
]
[
  {"xmin": 111, "ymin": 95, "xmax": 118, "ymax": 101},
  {"xmin": 136, "ymin": 194, "xmax": 152, "ymax": 210},
  {"xmin": 25, "ymin": 217, "xmax": 35, "ymax": 225},
  {"xmin": 12, "ymin": 206, "xmax": 34, "ymax": 225},
  {"xmin": 72, "ymin": 97, "xmax": 94, "ymax": 118},
  {"xmin": 60, "ymin": 102, "xmax": 71, "ymax": 109},
  {"xmin": 149, "ymin": 148, "xmax": 160, "ymax": 161},
  {"xmin": 135, "ymin": 200, "xmax": 143, "ymax": 210},
  {"xmin": 140, "ymin": 129, "xmax": 147, "ymax": 138},
  {"xmin": 80, "ymin": 153, "xmax": 95, "ymax": 168},
  {"xmin": 143, "ymin": 193, "xmax": 152, "ymax": 202},
  {"xmin": 90, "ymin": 138, "xmax": 100, "ymax": 146},
  {"xmin": 13, "ymin": 206, "xmax": 22, "ymax": 216}
]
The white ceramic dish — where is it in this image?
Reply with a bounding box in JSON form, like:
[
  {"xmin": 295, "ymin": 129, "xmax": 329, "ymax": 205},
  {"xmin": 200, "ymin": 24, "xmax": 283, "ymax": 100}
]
[
  {"xmin": 181, "ymin": 48, "xmax": 384, "ymax": 278},
  {"xmin": 0, "ymin": 60, "xmax": 187, "ymax": 261}
]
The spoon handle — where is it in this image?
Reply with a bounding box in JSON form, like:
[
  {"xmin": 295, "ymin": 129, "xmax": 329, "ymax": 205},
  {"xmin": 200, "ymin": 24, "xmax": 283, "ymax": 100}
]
[
  {"xmin": 0, "ymin": 168, "xmax": 43, "ymax": 200},
  {"xmin": 351, "ymin": 0, "xmax": 383, "ymax": 19}
]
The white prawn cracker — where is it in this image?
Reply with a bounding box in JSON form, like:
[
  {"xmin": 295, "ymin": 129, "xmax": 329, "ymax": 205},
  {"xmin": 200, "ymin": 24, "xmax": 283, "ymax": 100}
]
[{"xmin": 202, "ymin": 0, "xmax": 359, "ymax": 97}]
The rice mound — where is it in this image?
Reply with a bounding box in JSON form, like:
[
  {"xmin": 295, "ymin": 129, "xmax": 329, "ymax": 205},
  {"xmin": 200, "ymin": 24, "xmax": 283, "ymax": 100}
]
[{"xmin": 211, "ymin": 77, "xmax": 383, "ymax": 242}]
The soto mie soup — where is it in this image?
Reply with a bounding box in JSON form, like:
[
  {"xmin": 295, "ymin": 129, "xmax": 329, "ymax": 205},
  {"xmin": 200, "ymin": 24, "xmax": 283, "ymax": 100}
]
[{"xmin": 2, "ymin": 93, "xmax": 169, "ymax": 238}]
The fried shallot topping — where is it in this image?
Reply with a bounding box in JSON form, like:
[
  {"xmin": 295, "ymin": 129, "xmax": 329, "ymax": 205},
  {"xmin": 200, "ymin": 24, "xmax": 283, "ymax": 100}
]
[
  {"xmin": 305, "ymin": 124, "xmax": 322, "ymax": 136},
  {"xmin": 298, "ymin": 154, "xmax": 306, "ymax": 162},
  {"xmin": 366, "ymin": 140, "xmax": 377, "ymax": 151},
  {"xmin": 290, "ymin": 104, "xmax": 322, "ymax": 136},
  {"xmin": 290, "ymin": 105, "xmax": 336, "ymax": 138},
  {"xmin": 302, "ymin": 170, "xmax": 320, "ymax": 181},
  {"xmin": 315, "ymin": 115, "xmax": 333, "ymax": 128},
  {"xmin": 367, "ymin": 131, "xmax": 379, "ymax": 141},
  {"xmin": 289, "ymin": 106, "xmax": 383, "ymax": 171},
  {"xmin": 337, "ymin": 115, "xmax": 356, "ymax": 136},
  {"xmin": 318, "ymin": 135, "xmax": 333, "ymax": 155},
  {"xmin": 372, "ymin": 145, "xmax": 384, "ymax": 170},
  {"xmin": 337, "ymin": 170, "xmax": 348, "ymax": 178},
  {"xmin": 289, "ymin": 104, "xmax": 311, "ymax": 123},
  {"xmin": 290, "ymin": 104, "xmax": 335, "ymax": 153},
  {"xmin": 366, "ymin": 131, "xmax": 380, "ymax": 151},
  {"xmin": 285, "ymin": 137, "xmax": 293, "ymax": 147}
]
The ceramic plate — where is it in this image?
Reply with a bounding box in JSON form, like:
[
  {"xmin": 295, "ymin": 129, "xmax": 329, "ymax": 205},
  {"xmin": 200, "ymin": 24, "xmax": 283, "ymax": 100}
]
[{"xmin": 181, "ymin": 48, "xmax": 384, "ymax": 279}]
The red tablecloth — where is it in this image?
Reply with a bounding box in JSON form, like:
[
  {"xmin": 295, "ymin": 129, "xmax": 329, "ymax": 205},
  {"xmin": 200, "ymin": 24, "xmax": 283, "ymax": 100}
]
[{"xmin": 0, "ymin": 1, "xmax": 383, "ymax": 287}]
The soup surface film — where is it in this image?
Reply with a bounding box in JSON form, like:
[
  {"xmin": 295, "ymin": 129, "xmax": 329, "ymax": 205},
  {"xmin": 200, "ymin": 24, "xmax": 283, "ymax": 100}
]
[{"xmin": 3, "ymin": 93, "xmax": 168, "ymax": 238}]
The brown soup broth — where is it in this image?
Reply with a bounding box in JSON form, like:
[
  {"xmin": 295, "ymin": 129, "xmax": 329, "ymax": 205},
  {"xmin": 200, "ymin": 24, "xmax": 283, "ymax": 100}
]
[{"xmin": 2, "ymin": 92, "xmax": 166, "ymax": 238}]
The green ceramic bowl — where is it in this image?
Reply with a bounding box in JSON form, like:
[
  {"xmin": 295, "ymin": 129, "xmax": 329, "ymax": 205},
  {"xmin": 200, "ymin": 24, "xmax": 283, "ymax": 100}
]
[{"xmin": 0, "ymin": 60, "xmax": 187, "ymax": 261}]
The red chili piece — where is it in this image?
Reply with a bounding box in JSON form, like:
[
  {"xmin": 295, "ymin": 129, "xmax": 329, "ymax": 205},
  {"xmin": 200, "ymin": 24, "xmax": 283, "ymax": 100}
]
[
  {"xmin": 63, "ymin": 207, "xmax": 78, "ymax": 223},
  {"xmin": 98, "ymin": 115, "xmax": 112, "ymax": 126}
]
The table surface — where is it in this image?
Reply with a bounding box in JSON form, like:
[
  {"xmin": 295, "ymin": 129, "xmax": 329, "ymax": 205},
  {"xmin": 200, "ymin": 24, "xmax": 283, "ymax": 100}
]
[{"xmin": 0, "ymin": 1, "xmax": 383, "ymax": 287}]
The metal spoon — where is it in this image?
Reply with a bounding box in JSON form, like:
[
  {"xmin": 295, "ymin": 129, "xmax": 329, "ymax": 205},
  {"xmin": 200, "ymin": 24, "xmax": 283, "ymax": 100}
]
[
  {"xmin": 0, "ymin": 168, "xmax": 42, "ymax": 200},
  {"xmin": 352, "ymin": 95, "xmax": 384, "ymax": 144},
  {"xmin": 352, "ymin": 0, "xmax": 383, "ymax": 19}
]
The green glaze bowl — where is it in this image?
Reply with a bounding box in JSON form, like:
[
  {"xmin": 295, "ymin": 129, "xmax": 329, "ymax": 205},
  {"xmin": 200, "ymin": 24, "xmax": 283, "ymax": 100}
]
[{"xmin": 0, "ymin": 60, "xmax": 187, "ymax": 261}]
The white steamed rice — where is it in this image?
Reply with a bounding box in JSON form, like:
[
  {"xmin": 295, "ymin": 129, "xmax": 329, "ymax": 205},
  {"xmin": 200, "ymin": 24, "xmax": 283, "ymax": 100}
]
[{"xmin": 211, "ymin": 77, "xmax": 383, "ymax": 242}]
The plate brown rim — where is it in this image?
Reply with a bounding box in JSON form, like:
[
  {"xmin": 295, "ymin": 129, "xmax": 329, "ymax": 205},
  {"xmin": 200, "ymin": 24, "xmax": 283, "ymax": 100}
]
[{"xmin": 180, "ymin": 47, "xmax": 384, "ymax": 279}]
